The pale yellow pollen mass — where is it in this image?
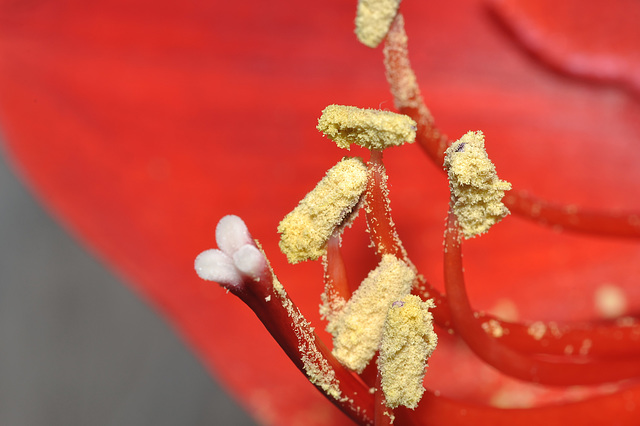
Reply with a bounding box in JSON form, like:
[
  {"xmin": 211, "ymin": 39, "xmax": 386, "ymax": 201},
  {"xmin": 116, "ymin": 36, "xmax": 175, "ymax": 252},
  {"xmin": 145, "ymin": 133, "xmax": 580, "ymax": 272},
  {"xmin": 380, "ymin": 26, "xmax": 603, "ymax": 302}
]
[
  {"xmin": 378, "ymin": 294, "xmax": 437, "ymax": 409},
  {"xmin": 278, "ymin": 157, "xmax": 368, "ymax": 264},
  {"xmin": 527, "ymin": 321, "xmax": 547, "ymax": 340},
  {"xmin": 355, "ymin": 0, "xmax": 402, "ymax": 48},
  {"xmin": 444, "ymin": 131, "xmax": 512, "ymax": 239},
  {"xmin": 327, "ymin": 254, "xmax": 415, "ymax": 373},
  {"xmin": 317, "ymin": 105, "xmax": 416, "ymax": 151}
]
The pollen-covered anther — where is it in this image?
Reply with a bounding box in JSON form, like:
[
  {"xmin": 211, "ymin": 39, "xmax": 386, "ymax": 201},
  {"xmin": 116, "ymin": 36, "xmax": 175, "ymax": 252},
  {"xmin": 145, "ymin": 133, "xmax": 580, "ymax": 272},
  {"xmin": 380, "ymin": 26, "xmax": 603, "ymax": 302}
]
[
  {"xmin": 443, "ymin": 130, "xmax": 512, "ymax": 239},
  {"xmin": 194, "ymin": 215, "xmax": 266, "ymax": 287},
  {"xmin": 278, "ymin": 157, "xmax": 368, "ymax": 264},
  {"xmin": 355, "ymin": 0, "xmax": 402, "ymax": 48},
  {"xmin": 317, "ymin": 105, "xmax": 416, "ymax": 150},
  {"xmin": 378, "ymin": 294, "xmax": 437, "ymax": 409},
  {"xmin": 327, "ymin": 254, "xmax": 415, "ymax": 373}
]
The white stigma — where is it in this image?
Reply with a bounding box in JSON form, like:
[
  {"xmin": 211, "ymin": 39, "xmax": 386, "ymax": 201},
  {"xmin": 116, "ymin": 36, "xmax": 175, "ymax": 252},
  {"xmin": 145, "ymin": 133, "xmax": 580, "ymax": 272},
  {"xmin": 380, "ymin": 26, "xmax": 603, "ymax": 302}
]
[
  {"xmin": 194, "ymin": 215, "xmax": 266, "ymax": 287},
  {"xmin": 215, "ymin": 215, "xmax": 253, "ymax": 255},
  {"xmin": 233, "ymin": 245, "xmax": 266, "ymax": 279},
  {"xmin": 194, "ymin": 249, "xmax": 243, "ymax": 286}
]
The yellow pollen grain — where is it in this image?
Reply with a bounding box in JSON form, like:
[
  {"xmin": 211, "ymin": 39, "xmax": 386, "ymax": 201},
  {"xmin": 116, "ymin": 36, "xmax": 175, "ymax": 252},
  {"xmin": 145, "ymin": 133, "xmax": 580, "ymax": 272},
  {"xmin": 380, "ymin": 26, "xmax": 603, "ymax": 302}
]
[
  {"xmin": 378, "ymin": 295, "xmax": 437, "ymax": 409},
  {"xmin": 327, "ymin": 255, "xmax": 415, "ymax": 373},
  {"xmin": 317, "ymin": 105, "xmax": 416, "ymax": 151},
  {"xmin": 278, "ymin": 157, "xmax": 368, "ymax": 264},
  {"xmin": 319, "ymin": 286, "xmax": 347, "ymax": 322},
  {"xmin": 444, "ymin": 131, "xmax": 512, "ymax": 239},
  {"xmin": 481, "ymin": 319, "xmax": 505, "ymax": 338},
  {"xmin": 527, "ymin": 321, "xmax": 547, "ymax": 340},
  {"xmin": 355, "ymin": 0, "xmax": 402, "ymax": 48}
]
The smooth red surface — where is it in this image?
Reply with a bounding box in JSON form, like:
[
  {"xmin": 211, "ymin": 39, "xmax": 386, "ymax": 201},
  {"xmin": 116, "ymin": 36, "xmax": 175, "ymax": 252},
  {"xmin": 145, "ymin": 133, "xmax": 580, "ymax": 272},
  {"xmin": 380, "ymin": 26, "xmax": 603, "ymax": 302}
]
[
  {"xmin": 0, "ymin": 0, "xmax": 639, "ymax": 424},
  {"xmin": 492, "ymin": 0, "xmax": 640, "ymax": 95}
]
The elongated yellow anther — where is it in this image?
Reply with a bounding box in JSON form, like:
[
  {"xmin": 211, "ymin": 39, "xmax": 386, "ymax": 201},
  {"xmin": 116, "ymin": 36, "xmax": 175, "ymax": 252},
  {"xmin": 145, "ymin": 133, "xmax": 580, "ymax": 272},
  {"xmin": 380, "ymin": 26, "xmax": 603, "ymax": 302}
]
[
  {"xmin": 355, "ymin": 0, "xmax": 402, "ymax": 48},
  {"xmin": 378, "ymin": 294, "xmax": 437, "ymax": 409},
  {"xmin": 278, "ymin": 157, "xmax": 368, "ymax": 264},
  {"xmin": 317, "ymin": 105, "xmax": 416, "ymax": 151},
  {"xmin": 444, "ymin": 131, "xmax": 512, "ymax": 239},
  {"xmin": 327, "ymin": 255, "xmax": 415, "ymax": 373}
]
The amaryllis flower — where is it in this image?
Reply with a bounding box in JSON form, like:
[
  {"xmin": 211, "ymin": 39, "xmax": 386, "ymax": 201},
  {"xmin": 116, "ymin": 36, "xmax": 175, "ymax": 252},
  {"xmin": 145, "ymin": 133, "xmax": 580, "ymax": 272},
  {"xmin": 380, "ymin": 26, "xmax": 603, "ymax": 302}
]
[{"xmin": 1, "ymin": 0, "xmax": 639, "ymax": 424}]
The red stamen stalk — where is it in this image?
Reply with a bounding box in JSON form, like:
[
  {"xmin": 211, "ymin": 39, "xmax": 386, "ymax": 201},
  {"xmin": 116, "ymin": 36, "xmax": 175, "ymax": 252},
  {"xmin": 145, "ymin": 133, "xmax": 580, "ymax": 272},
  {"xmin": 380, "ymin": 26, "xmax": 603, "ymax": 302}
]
[
  {"xmin": 365, "ymin": 149, "xmax": 408, "ymax": 260},
  {"xmin": 383, "ymin": 13, "xmax": 640, "ymax": 239},
  {"xmin": 363, "ymin": 150, "xmax": 449, "ymax": 321},
  {"xmin": 365, "ymin": 149, "xmax": 640, "ymax": 359},
  {"xmin": 359, "ymin": 356, "xmax": 379, "ymax": 389},
  {"xmin": 382, "ymin": 14, "xmax": 447, "ymax": 167},
  {"xmin": 496, "ymin": 318, "xmax": 640, "ymax": 358},
  {"xmin": 324, "ymin": 232, "xmax": 352, "ymax": 299},
  {"xmin": 505, "ymin": 191, "xmax": 640, "ymax": 238},
  {"xmin": 374, "ymin": 369, "xmax": 396, "ymax": 426},
  {"xmin": 400, "ymin": 386, "xmax": 640, "ymax": 426},
  {"xmin": 415, "ymin": 283, "xmax": 640, "ymax": 359},
  {"xmin": 443, "ymin": 211, "xmax": 640, "ymax": 385}
]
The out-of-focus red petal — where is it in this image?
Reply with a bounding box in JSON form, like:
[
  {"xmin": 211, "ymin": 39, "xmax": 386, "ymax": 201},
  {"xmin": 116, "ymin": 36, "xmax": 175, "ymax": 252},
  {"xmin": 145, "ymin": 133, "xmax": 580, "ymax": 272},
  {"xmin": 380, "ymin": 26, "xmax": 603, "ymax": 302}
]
[
  {"xmin": 0, "ymin": 0, "xmax": 639, "ymax": 423},
  {"xmin": 492, "ymin": 0, "xmax": 640, "ymax": 95}
]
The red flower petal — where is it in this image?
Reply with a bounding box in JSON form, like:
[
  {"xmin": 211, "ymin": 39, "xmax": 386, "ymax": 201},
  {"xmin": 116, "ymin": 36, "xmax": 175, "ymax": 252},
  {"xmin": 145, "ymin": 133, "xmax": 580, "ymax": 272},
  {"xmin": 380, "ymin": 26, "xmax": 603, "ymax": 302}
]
[
  {"xmin": 0, "ymin": 0, "xmax": 638, "ymax": 423},
  {"xmin": 492, "ymin": 0, "xmax": 640, "ymax": 95}
]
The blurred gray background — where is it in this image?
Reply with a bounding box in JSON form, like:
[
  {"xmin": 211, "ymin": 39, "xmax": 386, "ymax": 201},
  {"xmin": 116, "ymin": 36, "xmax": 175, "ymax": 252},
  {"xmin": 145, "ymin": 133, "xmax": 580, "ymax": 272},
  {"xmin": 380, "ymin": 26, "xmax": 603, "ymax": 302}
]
[{"xmin": 0, "ymin": 142, "xmax": 256, "ymax": 425}]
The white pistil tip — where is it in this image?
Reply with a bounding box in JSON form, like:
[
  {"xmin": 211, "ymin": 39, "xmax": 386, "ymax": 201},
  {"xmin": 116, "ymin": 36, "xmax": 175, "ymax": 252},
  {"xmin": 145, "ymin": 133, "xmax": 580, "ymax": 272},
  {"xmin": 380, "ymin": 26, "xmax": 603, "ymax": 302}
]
[
  {"xmin": 216, "ymin": 214, "xmax": 253, "ymax": 256},
  {"xmin": 233, "ymin": 245, "xmax": 266, "ymax": 279},
  {"xmin": 195, "ymin": 215, "xmax": 267, "ymax": 287},
  {"xmin": 194, "ymin": 249, "xmax": 243, "ymax": 286}
]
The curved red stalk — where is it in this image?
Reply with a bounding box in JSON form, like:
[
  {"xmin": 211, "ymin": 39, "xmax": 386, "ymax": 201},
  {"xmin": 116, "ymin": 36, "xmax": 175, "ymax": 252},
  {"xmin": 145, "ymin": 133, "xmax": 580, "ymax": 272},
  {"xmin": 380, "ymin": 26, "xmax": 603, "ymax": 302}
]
[
  {"xmin": 422, "ymin": 285, "xmax": 640, "ymax": 359},
  {"xmin": 398, "ymin": 386, "xmax": 640, "ymax": 426},
  {"xmin": 364, "ymin": 148, "xmax": 640, "ymax": 358},
  {"xmin": 495, "ymin": 318, "xmax": 640, "ymax": 358},
  {"xmin": 365, "ymin": 149, "xmax": 408, "ymax": 261},
  {"xmin": 381, "ymin": 12, "xmax": 640, "ymax": 358},
  {"xmin": 443, "ymin": 211, "xmax": 640, "ymax": 385},
  {"xmin": 505, "ymin": 191, "xmax": 640, "ymax": 238},
  {"xmin": 383, "ymin": 14, "xmax": 640, "ymax": 240},
  {"xmin": 358, "ymin": 354, "xmax": 379, "ymax": 389},
  {"xmin": 374, "ymin": 370, "xmax": 396, "ymax": 426},
  {"xmin": 227, "ymin": 257, "xmax": 639, "ymax": 424},
  {"xmin": 222, "ymin": 266, "xmax": 375, "ymax": 425},
  {"xmin": 324, "ymin": 233, "xmax": 352, "ymax": 299}
]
